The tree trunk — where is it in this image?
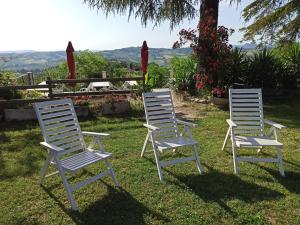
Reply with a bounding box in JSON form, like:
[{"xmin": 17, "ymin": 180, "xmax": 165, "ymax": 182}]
[
  {"xmin": 197, "ymin": 0, "xmax": 219, "ymax": 86},
  {"xmin": 200, "ymin": 0, "xmax": 219, "ymax": 31}
]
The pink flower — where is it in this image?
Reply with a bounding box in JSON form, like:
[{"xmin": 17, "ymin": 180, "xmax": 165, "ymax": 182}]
[{"xmin": 196, "ymin": 82, "xmax": 205, "ymax": 90}]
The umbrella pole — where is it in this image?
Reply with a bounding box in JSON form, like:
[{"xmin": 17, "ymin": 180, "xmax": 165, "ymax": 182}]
[{"xmin": 142, "ymin": 72, "xmax": 145, "ymax": 92}]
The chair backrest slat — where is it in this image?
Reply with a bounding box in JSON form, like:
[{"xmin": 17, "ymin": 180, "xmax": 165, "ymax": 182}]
[
  {"xmin": 143, "ymin": 90, "xmax": 179, "ymax": 139},
  {"xmin": 34, "ymin": 99, "xmax": 85, "ymax": 155},
  {"xmin": 229, "ymin": 88, "xmax": 264, "ymax": 136}
]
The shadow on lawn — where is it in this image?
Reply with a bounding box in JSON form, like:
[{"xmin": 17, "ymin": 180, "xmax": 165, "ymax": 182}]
[
  {"xmin": 264, "ymin": 96, "xmax": 300, "ymax": 128},
  {"xmin": 164, "ymin": 165, "xmax": 284, "ymax": 216},
  {"xmin": 43, "ymin": 184, "xmax": 169, "ymax": 225},
  {"xmin": 142, "ymin": 154, "xmax": 284, "ymax": 216},
  {"xmin": 255, "ymin": 164, "xmax": 300, "ymax": 194}
]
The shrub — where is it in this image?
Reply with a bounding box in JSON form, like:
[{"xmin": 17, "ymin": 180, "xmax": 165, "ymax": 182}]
[
  {"xmin": 146, "ymin": 63, "xmax": 169, "ymax": 89},
  {"xmin": 246, "ymin": 48, "xmax": 281, "ymax": 89},
  {"xmin": 170, "ymin": 56, "xmax": 197, "ymax": 94},
  {"xmin": 173, "ymin": 9, "xmax": 234, "ymax": 87},
  {"xmin": 19, "ymin": 90, "xmax": 44, "ymax": 99},
  {"xmin": 224, "ymin": 48, "xmax": 249, "ymax": 87},
  {"xmin": 275, "ymin": 42, "xmax": 300, "ymax": 89},
  {"xmin": 0, "ymin": 71, "xmax": 22, "ymax": 100}
]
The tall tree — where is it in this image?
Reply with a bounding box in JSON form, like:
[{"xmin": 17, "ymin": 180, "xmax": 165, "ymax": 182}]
[
  {"xmin": 242, "ymin": 0, "xmax": 300, "ymax": 43},
  {"xmin": 83, "ymin": 0, "xmax": 238, "ymax": 84}
]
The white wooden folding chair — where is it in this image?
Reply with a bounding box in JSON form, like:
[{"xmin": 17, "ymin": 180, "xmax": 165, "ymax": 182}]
[
  {"xmin": 141, "ymin": 89, "xmax": 203, "ymax": 181},
  {"xmin": 222, "ymin": 88, "xmax": 286, "ymax": 176},
  {"xmin": 34, "ymin": 99, "xmax": 119, "ymax": 210}
]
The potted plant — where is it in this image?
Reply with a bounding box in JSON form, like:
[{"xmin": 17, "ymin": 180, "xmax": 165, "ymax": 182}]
[
  {"xmin": 102, "ymin": 94, "xmax": 130, "ymax": 115},
  {"xmin": 73, "ymin": 96, "xmax": 91, "ymax": 117},
  {"xmin": 210, "ymin": 87, "xmax": 229, "ymax": 109},
  {"xmin": 3, "ymin": 89, "xmax": 43, "ymax": 121}
]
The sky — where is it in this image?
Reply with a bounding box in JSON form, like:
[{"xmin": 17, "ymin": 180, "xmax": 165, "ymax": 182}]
[{"xmin": 0, "ymin": 0, "xmax": 252, "ymax": 51}]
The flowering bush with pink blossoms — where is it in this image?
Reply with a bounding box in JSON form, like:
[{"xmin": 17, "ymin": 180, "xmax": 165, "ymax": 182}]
[{"xmin": 173, "ymin": 8, "xmax": 234, "ymax": 98}]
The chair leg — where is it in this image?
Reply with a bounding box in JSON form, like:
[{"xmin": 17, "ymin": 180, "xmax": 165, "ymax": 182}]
[
  {"xmin": 105, "ymin": 159, "xmax": 120, "ymax": 186},
  {"xmin": 193, "ymin": 144, "xmax": 204, "ymax": 174},
  {"xmin": 222, "ymin": 127, "xmax": 230, "ymax": 150},
  {"xmin": 141, "ymin": 132, "xmax": 150, "ymax": 157},
  {"xmin": 153, "ymin": 148, "xmax": 164, "ymax": 181},
  {"xmin": 55, "ymin": 158, "xmax": 78, "ymax": 210},
  {"xmin": 39, "ymin": 151, "xmax": 53, "ymax": 185},
  {"xmin": 277, "ymin": 147, "xmax": 285, "ymax": 177},
  {"xmin": 232, "ymin": 146, "xmax": 239, "ymax": 175}
]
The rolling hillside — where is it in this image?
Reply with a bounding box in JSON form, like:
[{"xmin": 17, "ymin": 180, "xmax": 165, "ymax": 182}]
[
  {"xmin": 0, "ymin": 47, "xmax": 192, "ymax": 72},
  {"xmin": 0, "ymin": 44, "xmax": 257, "ymax": 72}
]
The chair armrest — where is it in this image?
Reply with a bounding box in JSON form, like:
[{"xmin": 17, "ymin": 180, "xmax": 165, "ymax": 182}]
[
  {"xmin": 40, "ymin": 142, "xmax": 63, "ymax": 152},
  {"xmin": 82, "ymin": 131, "xmax": 110, "ymax": 137},
  {"xmin": 264, "ymin": 119, "xmax": 286, "ymax": 129},
  {"xmin": 226, "ymin": 119, "xmax": 237, "ymax": 128},
  {"xmin": 143, "ymin": 124, "xmax": 161, "ymax": 131},
  {"xmin": 176, "ymin": 119, "xmax": 197, "ymax": 128}
]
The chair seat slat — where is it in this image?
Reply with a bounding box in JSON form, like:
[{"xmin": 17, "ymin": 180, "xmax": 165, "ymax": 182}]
[
  {"xmin": 45, "ymin": 120, "xmax": 78, "ymax": 129},
  {"xmin": 41, "ymin": 110, "xmax": 74, "ymax": 120},
  {"xmin": 148, "ymin": 114, "xmax": 175, "ymax": 120},
  {"xmin": 147, "ymin": 109, "xmax": 173, "ymax": 116},
  {"xmin": 232, "ymin": 108, "xmax": 261, "ymax": 112},
  {"xmin": 232, "ymin": 116, "xmax": 261, "ymax": 121},
  {"xmin": 43, "ymin": 115, "xmax": 75, "ymax": 125},
  {"xmin": 232, "ymin": 103, "xmax": 260, "ymax": 107},
  {"xmin": 231, "ymin": 99, "xmax": 260, "ymax": 103},
  {"xmin": 146, "ymin": 101, "xmax": 172, "ymax": 107},
  {"xmin": 41, "ymin": 105, "xmax": 72, "ymax": 114},
  {"xmin": 235, "ymin": 125, "xmax": 262, "ymax": 129},
  {"xmin": 231, "ymin": 94, "xmax": 260, "ymax": 98},
  {"xmin": 52, "ymin": 134, "xmax": 81, "ymax": 146},
  {"xmin": 143, "ymin": 91, "xmax": 172, "ymax": 97},
  {"xmin": 48, "ymin": 130, "xmax": 79, "ymax": 142},
  {"xmin": 232, "ymin": 112, "xmax": 261, "ymax": 116},
  {"xmin": 59, "ymin": 140, "xmax": 83, "ymax": 150},
  {"xmin": 231, "ymin": 89, "xmax": 261, "ymax": 93},
  {"xmin": 149, "ymin": 118, "xmax": 176, "ymax": 125},
  {"xmin": 46, "ymin": 125, "xmax": 78, "ymax": 136},
  {"xmin": 147, "ymin": 106, "xmax": 173, "ymax": 111},
  {"xmin": 144, "ymin": 97, "xmax": 172, "ymax": 102},
  {"xmin": 235, "ymin": 121, "xmax": 262, "ymax": 125},
  {"xmin": 61, "ymin": 151, "xmax": 111, "ymax": 172}
]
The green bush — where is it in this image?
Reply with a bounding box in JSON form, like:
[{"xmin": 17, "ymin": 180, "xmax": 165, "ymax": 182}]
[
  {"xmin": 247, "ymin": 48, "xmax": 281, "ymax": 89},
  {"xmin": 274, "ymin": 42, "xmax": 300, "ymax": 89},
  {"xmin": 224, "ymin": 48, "xmax": 249, "ymax": 87},
  {"xmin": 170, "ymin": 56, "xmax": 197, "ymax": 94},
  {"xmin": 0, "ymin": 71, "xmax": 22, "ymax": 100},
  {"xmin": 145, "ymin": 63, "xmax": 169, "ymax": 89},
  {"xmin": 19, "ymin": 90, "xmax": 44, "ymax": 99}
]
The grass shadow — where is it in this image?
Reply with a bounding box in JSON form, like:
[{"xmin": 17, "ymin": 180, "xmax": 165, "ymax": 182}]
[
  {"xmin": 42, "ymin": 183, "xmax": 169, "ymax": 225},
  {"xmin": 264, "ymin": 96, "xmax": 300, "ymax": 128},
  {"xmin": 255, "ymin": 164, "xmax": 300, "ymax": 194},
  {"xmin": 165, "ymin": 165, "xmax": 284, "ymax": 216}
]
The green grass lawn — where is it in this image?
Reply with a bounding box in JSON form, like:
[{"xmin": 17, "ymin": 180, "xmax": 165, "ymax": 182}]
[{"xmin": 0, "ymin": 97, "xmax": 300, "ymax": 225}]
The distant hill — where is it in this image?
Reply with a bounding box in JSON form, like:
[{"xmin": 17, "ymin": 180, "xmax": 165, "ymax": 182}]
[
  {"xmin": 0, "ymin": 43, "xmax": 256, "ymax": 72},
  {"xmin": 100, "ymin": 47, "xmax": 192, "ymax": 66},
  {"xmin": 0, "ymin": 47, "xmax": 192, "ymax": 72},
  {"xmin": 0, "ymin": 51, "xmax": 66, "ymax": 72}
]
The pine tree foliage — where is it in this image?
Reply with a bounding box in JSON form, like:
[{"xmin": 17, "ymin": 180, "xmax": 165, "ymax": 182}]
[
  {"xmin": 83, "ymin": 0, "xmax": 238, "ymax": 30},
  {"xmin": 242, "ymin": 0, "xmax": 300, "ymax": 43}
]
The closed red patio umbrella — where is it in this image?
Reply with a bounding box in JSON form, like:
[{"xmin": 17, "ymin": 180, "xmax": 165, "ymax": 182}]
[
  {"xmin": 66, "ymin": 41, "xmax": 76, "ymax": 86},
  {"xmin": 141, "ymin": 40, "xmax": 149, "ymax": 83}
]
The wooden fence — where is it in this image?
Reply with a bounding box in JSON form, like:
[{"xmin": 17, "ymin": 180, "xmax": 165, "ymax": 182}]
[{"xmin": 0, "ymin": 76, "xmax": 144, "ymax": 107}]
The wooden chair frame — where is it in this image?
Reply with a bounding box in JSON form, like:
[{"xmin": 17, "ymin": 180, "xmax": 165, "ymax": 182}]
[
  {"xmin": 222, "ymin": 88, "xmax": 286, "ymax": 176},
  {"xmin": 141, "ymin": 89, "xmax": 203, "ymax": 181},
  {"xmin": 34, "ymin": 99, "xmax": 119, "ymax": 210}
]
